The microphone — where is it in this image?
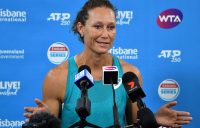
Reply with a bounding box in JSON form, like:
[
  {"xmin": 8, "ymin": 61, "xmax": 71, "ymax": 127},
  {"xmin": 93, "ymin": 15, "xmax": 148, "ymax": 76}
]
[
  {"xmin": 103, "ymin": 66, "xmax": 121, "ymax": 128},
  {"xmin": 22, "ymin": 111, "xmax": 61, "ymax": 128},
  {"xmin": 122, "ymin": 72, "xmax": 158, "ymax": 128},
  {"xmin": 74, "ymin": 65, "xmax": 94, "ymax": 89},
  {"xmin": 122, "ymin": 72, "xmax": 146, "ymax": 105},
  {"xmin": 103, "ymin": 66, "xmax": 118, "ymax": 85},
  {"xmin": 74, "ymin": 65, "xmax": 93, "ymax": 118},
  {"xmin": 70, "ymin": 65, "xmax": 101, "ymax": 128}
]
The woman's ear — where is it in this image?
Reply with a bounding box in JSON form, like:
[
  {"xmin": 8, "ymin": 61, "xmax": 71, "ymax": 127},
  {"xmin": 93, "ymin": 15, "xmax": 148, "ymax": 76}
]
[{"xmin": 77, "ymin": 22, "xmax": 84, "ymax": 37}]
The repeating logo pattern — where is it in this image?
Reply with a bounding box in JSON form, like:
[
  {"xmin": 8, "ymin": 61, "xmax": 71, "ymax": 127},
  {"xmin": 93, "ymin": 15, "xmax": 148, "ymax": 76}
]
[
  {"xmin": 0, "ymin": 49, "xmax": 25, "ymax": 60},
  {"xmin": 157, "ymin": 8, "xmax": 183, "ymax": 29},
  {"xmin": 0, "ymin": 81, "xmax": 21, "ymax": 96},
  {"xmin": 158, "ymin": 79, "xmax": 180, "ymax": 101},
  {"xmin": 47, "ymin": 12, "xmax": 71, "ymax": 25},
  {"xmin": 116, "ymin": 10, "xmax": 133, "ymax": 25},
  {"xmin": 109, "ymin": 46, "xmax": 138, "ymax": 60},
  {"xmin": 158, "ymin": 50, "xmax": 181, "ymax": 63},
  {"xmin": 47, "ymin": 42, "xmax": 70, "ymax": 65},
  {"xmin": 0, "ymin": 9, "xmax": 27, "ymax": 22},
  {"xmin": 0, "ymin": 119, "xmax": 25, "ymax": 127}
]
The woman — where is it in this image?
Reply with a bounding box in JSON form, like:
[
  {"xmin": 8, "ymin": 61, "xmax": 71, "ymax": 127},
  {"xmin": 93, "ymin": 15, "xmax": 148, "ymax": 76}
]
[{"xmin": 24, "ymin": 0, "xmax": 192, "ymax": 127}]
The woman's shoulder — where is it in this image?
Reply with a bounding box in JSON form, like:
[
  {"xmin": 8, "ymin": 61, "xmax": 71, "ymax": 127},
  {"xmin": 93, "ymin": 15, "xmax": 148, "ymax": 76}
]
[
  {"xmin": 42, "ymin": 60, "xmax": 69, "ymax": 102},
  {"xmin": 119, "ymin": 59, "xmax": 139, "ymax": 73},
  {"xmin": 47, "ymin": 61, "xmax": 69, "ymax": 80},
  {"xmin": 119, "ymin": 59, "xmax": 142, "ymax": 85},
  {"xmin": 43, "ymin": 61, "xmax": 69, "ymax": 90}
]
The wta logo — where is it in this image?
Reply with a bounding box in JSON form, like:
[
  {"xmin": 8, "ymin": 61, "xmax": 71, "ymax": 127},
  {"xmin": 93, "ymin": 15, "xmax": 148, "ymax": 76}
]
[{"xmin": 157, "ymin": 9, "xmax": 183, "ymax": 29}]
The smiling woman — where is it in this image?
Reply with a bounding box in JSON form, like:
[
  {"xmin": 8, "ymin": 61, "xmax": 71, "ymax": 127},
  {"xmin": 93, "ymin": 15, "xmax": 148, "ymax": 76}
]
[
  {"xmin": 76, "ymin": 7, "xmax": 116, "ymax": 55},
  {"xmin": 24, "ymin": 0, "xmax": 192, "ymax": 128}
]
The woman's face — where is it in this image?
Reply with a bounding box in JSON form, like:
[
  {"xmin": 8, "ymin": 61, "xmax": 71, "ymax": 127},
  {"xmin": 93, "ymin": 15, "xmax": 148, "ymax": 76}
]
[{"xmin": 80, "ymin": 7, "xmax": 116, "ymax": 54}]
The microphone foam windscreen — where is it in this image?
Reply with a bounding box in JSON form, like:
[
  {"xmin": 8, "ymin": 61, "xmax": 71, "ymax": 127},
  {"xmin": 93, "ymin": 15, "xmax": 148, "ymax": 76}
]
[
  {"xmin": 122, "ymin": 72, "xmax": 138, "ymax": 84},
  {"xmin": 78, "ymin": 65, "xmax": 91, "ymax": 73},
  {"xmin": 137, "ymin": 108, "xmax": 158, "ymax": 128}
]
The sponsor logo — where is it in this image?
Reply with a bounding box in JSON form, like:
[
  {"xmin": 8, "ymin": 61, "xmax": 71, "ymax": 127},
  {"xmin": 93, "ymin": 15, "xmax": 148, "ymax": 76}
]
[
  {"xmin": 158, "ymin": 79, "xmax": 180, "ymax": 101},
  {"xmin": 158, "ymin": 50, "xmax": 181, "ymax": 63},
  {"xmin": 85, "ymin": 70, "xmax": 93, "ymax": 82},
  {"xmin": 47, "ymin": 12, "xmax": 71, "ymax": 25},
  {"xmin": 0, "ymin": 81, "xmax": 21, "ymax": 96},
  {"xmin": 0, "ymin": 9, "xmax": 26, "ymax": 23},
  {"xmin": 104, "ymin": 66, "xmax": 117, "ymax": 70},
  {"xmin": 0, "ymin": 49, "xmax": 24, "ymax": 60},
  {"xmin": 113, "ymin": 78, "xmax": 122, "ymax": 90},
  {"xmin": 47, "ymin": 42, "xmax": 69, "ymax": 65},
  {"xmin": 0, "ymin": 119, "xmax": 25, "ymax": 128},
  {"xmin": 109, "ymin": 46, "xmax": 138, "ymax": 60},
  {"xmin": 116, "ymin": 11, "xmax": 133, "ymax": 25},
  {"xmin": 157, "ymin": 8, "xmax": 183, "ymax": 29},
  {"xmin": 128, "ymin": 81, "xmax": 135, "ymax": 88},
  {"xmin": 75, "ymin": 70, "xmax": 85, "ymax": 81}
]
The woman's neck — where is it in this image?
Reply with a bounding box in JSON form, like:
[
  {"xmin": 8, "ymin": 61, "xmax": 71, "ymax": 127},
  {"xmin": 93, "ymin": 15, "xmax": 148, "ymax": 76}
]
[
  {"xmin": 76, "ymin": 51, "xmax": 113, "ymax": 81},
  {"xmin": 80, "ymin": 51, "xmax": 113, "ymax": 69}
]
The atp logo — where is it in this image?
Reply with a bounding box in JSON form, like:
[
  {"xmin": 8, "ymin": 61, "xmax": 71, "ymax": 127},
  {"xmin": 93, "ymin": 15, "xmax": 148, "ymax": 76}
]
[
  {"xmin": 157, "ymin": 8, "xmax": 183, "ymax": 29},
  {"xmin": 158, "ymin": 50, "xmax": 181, "ymax": 63},
  {"xmin": 47, "ymin": 12, "xmax": 71, "ymax": 25}
]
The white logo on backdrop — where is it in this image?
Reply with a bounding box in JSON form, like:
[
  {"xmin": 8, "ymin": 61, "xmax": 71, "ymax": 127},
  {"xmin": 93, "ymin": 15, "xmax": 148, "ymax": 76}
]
[
  {"xmin": 109, "ymin": 46, "xmax": 138, "ymax": 60},
  {"xmin": 113, "ymin": 78, "xmax": 122, "ymax": 90},
  {"xmin": 47, "ymin": 12, "xmax": 71, "ymax": 25},
  {"xmin": 0, "ymin": 49, "xmax": 24, "ymax": 60},
  {"xmin": 158, "ymin": 50, "xmax": 181, "ymax": 63},
  {"xmin": 158, "ymin": 79, "xmax": 180, "ymax": 101},
  {"xmin": 116, "ymin": 11, "xmax": 133, "ymax": 25},
  {"xmin": 47, "ymin": 42, "xmax": 70, "ymax": 65},
  {"xmin": 0, "ymin": 81, "xmax": 21, "ymax": 96},
  {"xmin": 159, "ymin": 15, "xmax": 181, "ymax": 23},
  {"xmin": 0, "ymin": 119, "xmax": 25, "ymax": 127},
  {"xmin": 0, "ymin": 9, "xmax": 26, "ymax": 22}
]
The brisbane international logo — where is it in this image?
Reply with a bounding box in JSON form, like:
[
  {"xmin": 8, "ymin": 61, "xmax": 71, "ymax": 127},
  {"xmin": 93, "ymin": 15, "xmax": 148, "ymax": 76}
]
[{"xmin": 157, "ymin": 8, "xmax": 183, "ymax": 29}]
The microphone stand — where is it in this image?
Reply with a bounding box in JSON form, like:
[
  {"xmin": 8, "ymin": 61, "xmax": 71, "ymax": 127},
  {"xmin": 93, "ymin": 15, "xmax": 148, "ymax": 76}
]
[
  {"xmin": 69, "ymin": 81, "xmax": 101, "ymax": 128},
  {"xmin": 136, "ymin": 97, "xmax": 146, "ymax": 109},
  {"xmin": 111, "ymin": 81, "xmax": 121, "ymax": 128},
  {"xmin": 135, "ymin": 97, "xmax": 158, "ymax": 128},
  {"xmin": 122, "ymin": 98, "xmax": 156, "ymax": 128}
]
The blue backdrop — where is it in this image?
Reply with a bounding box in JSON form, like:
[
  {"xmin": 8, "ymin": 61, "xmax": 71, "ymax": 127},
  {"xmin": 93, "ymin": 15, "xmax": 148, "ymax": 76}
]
[{"xmin": 0, "ymin": 0, "xmax": 199, "ymax": 127}]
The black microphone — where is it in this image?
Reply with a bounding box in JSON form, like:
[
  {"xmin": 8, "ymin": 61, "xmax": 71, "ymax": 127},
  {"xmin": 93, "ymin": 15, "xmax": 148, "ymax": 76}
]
[
  {"xmin": 103, "ymin": 66, "xmax": 121, "ymax": 128},
  {"xmin": 74, "ymin": 65, "xmax": 94, "ymax": 89},
  {"xmin": 70, "ymin": 65, "xmax": 101, "ymax": 128},
  {"xmin": 74, "ymin": 65, "xmax": 93, "ymax": 118},
  {"xmin": 122, "ymin": 72, "xmax": 158, "ymax": 128},
  {"xmin": 103, "ymin": 66, "xmax": 118, "ymax": 85},
  {"xmin": 22, "ymin": 111, "xmax": 61, "ymax": 128},
  {"xmin": 122, "ymin": 72, "xmax": 146, "ymax": 107}
]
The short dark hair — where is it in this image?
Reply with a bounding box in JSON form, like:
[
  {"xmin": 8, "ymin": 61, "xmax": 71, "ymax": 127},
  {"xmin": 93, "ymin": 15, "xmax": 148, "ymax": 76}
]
[
  {"xmin": 22, "ymin": 111, "xmax": 61, "ymax": 128},
  {"xmin": 71, "ymin": 0, "xmax": 117, "ymax": 43}
]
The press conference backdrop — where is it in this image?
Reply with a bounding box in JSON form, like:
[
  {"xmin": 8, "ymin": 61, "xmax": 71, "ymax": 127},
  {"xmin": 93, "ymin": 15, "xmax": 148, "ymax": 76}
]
[{"xmin": 0, "ymin": 0, "xmax": 199, "ymax": 127}]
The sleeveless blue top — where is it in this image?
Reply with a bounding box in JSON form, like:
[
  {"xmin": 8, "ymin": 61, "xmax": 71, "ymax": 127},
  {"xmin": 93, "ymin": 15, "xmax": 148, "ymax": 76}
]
[{"xmin": 61, "ymin": 56, "xmax": 128, "ymax": 128}]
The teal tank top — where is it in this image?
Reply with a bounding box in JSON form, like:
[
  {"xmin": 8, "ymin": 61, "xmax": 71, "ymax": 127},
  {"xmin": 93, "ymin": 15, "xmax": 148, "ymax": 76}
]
[{"xmin": 61, "ymin": 56, "xmax": 128, "ymax": 128}]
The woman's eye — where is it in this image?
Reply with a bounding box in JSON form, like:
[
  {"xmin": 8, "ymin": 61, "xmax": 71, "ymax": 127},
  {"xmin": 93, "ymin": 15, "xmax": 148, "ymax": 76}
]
[
  {"xmin": 108, "ymin": 25, "xmax": 115, "ymax": 30},
  {"xmin": 94, "ymin": 25, "xmax": 102, "ymax": 29}
]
